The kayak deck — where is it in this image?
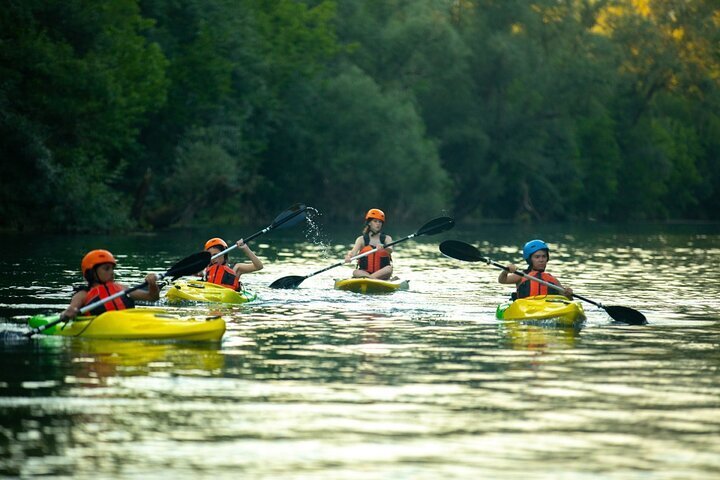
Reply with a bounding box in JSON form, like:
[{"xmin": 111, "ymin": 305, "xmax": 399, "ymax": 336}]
[
  {"xmin": 28, "ymin": 308, "xmax": 226, "ymax": 341},
  {"xmin": 496, "ymin": 295, "xmax": 586, "ymax": 327},
  {"xmin": 334, "ymin": 277, "xmax": 409, "ymax": 294},
  {"xmin": 165, "ymin": 280, "xmax": 257, "ymax": 304}
]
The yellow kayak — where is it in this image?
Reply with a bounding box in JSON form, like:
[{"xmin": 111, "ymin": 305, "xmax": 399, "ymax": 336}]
[
  {"xmin": 333, "ymin": 278, "xmax": 409, "ymax": 294},
  {"xmin": 496, "ymin": 295, "xmax": 586, "ymax": 327},
  {"xmin": 165, "ymin": 280, "xmax": 257, "ymax": 304},
  {"xmin": 28, "ymin": 308, "xmax": 226, "ymax": 341}
]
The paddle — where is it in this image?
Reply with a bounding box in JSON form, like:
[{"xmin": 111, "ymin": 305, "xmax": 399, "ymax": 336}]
[
  {"xmin": 1, "ymin": 251, "xmax": 212, "ymax": 342},
  {"xmin": 270, "ymin": 216, "xmax": 455, "ymax": 289},
  {"xmin": 209, "ymin": 203, "xmax": 308, "ymax": 260},
  {"xmin": 439, "ymin": 240, "xmax": 647, "ymax": 325}
]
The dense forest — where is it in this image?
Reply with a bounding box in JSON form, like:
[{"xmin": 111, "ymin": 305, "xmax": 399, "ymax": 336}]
[{"xmin": 2, "ymin": 0, "xmax": 719, "ymax": 231}]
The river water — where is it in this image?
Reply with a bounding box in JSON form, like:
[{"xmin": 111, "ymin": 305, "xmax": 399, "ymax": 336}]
[{"xmin": 1, "ymin": 221, "xmax": 719, "ymax": 479}]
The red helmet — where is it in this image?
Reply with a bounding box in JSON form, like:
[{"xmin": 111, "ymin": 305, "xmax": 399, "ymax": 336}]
[
  {"xmin": 365, "ymin": 208, "xmax": 386, "ymax": 223},
  {"xmin": 204, "ymin": 237, "xmax": 228, "ymax": 251},
  {"xmin": 81, "ymin": 249, "xmax": 117, "ymax": 275}
]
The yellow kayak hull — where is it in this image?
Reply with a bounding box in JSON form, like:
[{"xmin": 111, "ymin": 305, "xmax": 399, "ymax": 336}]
[
  {"xmin": 28, "ymin": 308, "xmax": 226, "ymax": 341},
  {"xmin": 165, "ymin": 280, "xmax": 256, "ymax": 304},
  {"xmin": 333, "ymin": 278, "xmax": 409, "ymax": 294},
  {"xmin": 496, "ymin": 295, "xmax": 586, "ymax": 327}
]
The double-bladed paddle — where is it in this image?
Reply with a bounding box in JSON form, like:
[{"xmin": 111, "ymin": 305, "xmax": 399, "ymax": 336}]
[
  {"xmin": 439, "ymin": 240, "xmax": 647, "ymax": 325},
  {"xmin": 1, "ymin": 251, "xmax": 212, "ymax": 342},
  {"xmin": 210, "ymin": 203, "xmax": 308, "ymax": 260},
  {"xmin": 270, "ymin": 216, "xmax": 456, "ymax": 289}
]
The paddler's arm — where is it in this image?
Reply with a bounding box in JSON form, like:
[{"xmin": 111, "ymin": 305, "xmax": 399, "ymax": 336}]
[
  {"xmin": 61, "ymin": 291, "xmax": 87, "ymax": 320},
  {"xmin": 129, "ymin": 273, "xmax": 160, "ymax": 301},
  {"xmin": 555, "ymin": 281, "xmax": 574, "ymax": 299},
  {"xmin": 498, "ymin": 263, "xmax": 522, "ymax": 284},
  {"xmin": 344, "ymin": 237, "xmax": 364, "ymax": 263},
  {"xmin": 380, "ymin": 235, "xmax": 393, "ymax": 254},
  {"xmin": 233, "ymin": 239, "xmax": 264, "ymax": 274}
]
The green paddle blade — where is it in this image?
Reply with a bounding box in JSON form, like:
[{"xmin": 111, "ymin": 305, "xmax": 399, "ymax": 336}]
[
  {"xmin": 269, "ymin": 275, "xmax": 306, "ymax": 289},
  {"xmin": 439, "ymin": 240, "xmax": 484, "ymax": 262},
  {"xmin": 605, "ymin": 305, "xmax": 647, "ymax": 325}
]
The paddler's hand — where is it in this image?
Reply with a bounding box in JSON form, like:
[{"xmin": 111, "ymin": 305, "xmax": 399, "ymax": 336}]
[
  {"xmin": 61, "ymin": 306, "xmax": 79, "ymax": 320},
  {"xmin": 505, "ymin": 263, "xmax": 517, "ymax": 274},
  {"xmin": 564, "ymin": 287, "xmax": 574, "ymax": 298},
  {"xmin": 145, "ymin": 273, "xmax": 158, "ymax": 286},
  {"xmin": 237, "ymin": 239, "xmax": 248, "ymax": 250}
]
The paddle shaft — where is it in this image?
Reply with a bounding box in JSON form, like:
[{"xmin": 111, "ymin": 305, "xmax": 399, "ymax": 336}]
[
  {"xmin": 485, "ymin": 257, "xmax": 599, "ymax": 306},
  {"xmin": 301, "ymin": 232, "xmax": 419, "ymax": 280},
  {"xmin": 26, "ymin": 276, "xmax": 163, "ymax": 337},
  {"xmin": 211, "ymin": 206, "xmax": 306, "ymax": 260}
]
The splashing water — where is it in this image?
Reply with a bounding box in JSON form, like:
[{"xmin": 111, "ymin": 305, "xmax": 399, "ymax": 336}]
[{"xmin": 303, "ymin": 207, "xmax": 334, "ymax": 259}]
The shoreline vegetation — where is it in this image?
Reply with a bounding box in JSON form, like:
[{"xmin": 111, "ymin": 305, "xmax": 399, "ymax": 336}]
[{"xmin": 2, "ymin": 1, "xmax": 720, "ymax": 233}]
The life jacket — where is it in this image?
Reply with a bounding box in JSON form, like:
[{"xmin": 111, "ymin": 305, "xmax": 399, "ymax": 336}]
[
  {"xmin": 357, "ymin": 233, "xmax": 392, "ymax": 274},
  {"xmin": 516, "ymin": 270, "xmax": 560, "ymax": 299},
  {"xmin": 82, "ymin": 282, "xmax": 135, "ymax": 316},
  {"xmin": 204, "ymin": 263, "xmax": 241, "ymax": 290}
]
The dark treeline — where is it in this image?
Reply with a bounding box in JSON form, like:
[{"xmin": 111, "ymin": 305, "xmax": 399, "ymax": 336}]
[{"xmin": 2, "ymin": 0, "xmax": 719, "ymax": 231}]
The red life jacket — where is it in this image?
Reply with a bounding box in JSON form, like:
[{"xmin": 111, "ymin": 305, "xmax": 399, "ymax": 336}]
[
  {"xmin": 357, "ymin": 233, "xmax": 392, "ymax": 274},
  {"xmin": 205, "ymin": 263, "xmax": 241, "ymax": 290},
  {"xmin": 516, "ymin": 270, "xmax": 560, "ymax": 298},
  {"xmin": 82, "ymin": 282, "xmax": 135, "ymax": 316}
]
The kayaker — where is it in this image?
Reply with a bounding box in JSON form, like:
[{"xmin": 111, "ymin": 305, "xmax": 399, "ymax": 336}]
[
  {"xmin": 344, "ymin": 208, "xmax": 394, "ymax": 280},
  {"xmin": 203, "ymin": 237, "xmax": 263, "ymax": 290},
  {"xmin": 62, "ymin": 249, "xmax": 159, "ymax": 319},
  {"xmin": 498, "ymin": 239, "xmax": 573, "ymax": 299}
]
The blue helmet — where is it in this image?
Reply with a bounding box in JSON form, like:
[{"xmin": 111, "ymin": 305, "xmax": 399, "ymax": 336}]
[{"xmin": 522, "ymin": 239, "xmax": 549, "ymax": 262}]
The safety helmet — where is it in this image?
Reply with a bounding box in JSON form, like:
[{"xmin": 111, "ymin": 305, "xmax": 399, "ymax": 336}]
[
  {"xmin": 522, "ymin": 239, "xmax": 550, "ymax": 262},
  {"xmin": 204, "ymin": 238, "xmax": 228, "ymax": 251},
  {"xmin": 365, "ymin": 208, "xmax": 385, "ymax": 223},
  {"xmin": 81, "ymin": 249, "xmax": 117, "ymax": 276}
]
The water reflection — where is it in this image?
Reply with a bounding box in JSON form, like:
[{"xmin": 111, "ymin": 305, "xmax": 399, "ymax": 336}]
[{"xmin": 1, "ymin": 225, "xmax": 719, "ymax": 478}]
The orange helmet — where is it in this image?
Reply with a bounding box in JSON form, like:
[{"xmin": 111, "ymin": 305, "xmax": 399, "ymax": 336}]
[
  {"xmin": 204, "ymin": 237, "xmax": 228, "ymax": 251},
  {"xmin": 81, "ymin": 249, "xmax": 117, "ymax": 275},
  {"xmin": 365, "ymin": 208, "xmax": 385, "ymax": 223}
]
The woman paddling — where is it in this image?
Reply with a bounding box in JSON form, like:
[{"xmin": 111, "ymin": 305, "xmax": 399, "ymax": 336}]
[
  {"xmin": 344, "ymin": 208, "xmax": 394, "ymax": 280},
  {"xmin": 62, "ymin": 249, "xmax": 159, "ymax": 319},
  {"xmin": 203, "ymin": 237, "xmax": 263, "ymax": 290},
  {"xmin": 498, "ymin": 239, "xmax": 573, "ymax": 299}
]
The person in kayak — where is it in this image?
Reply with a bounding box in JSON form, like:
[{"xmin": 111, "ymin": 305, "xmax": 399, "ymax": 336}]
[
  {"xmin": 344, "ymin": 208, "xmax": 394, "ymax": 280},
  {"xmin": 203, "ymin": 237, "xmax": 263, "ymax": 290},
  {"xmin": 498, "ymin": 239, "xmax": 573, "ymax": 299},
  {"xmin": 62, "ymin": 249, "xmax": 159, "ymax": 319}
]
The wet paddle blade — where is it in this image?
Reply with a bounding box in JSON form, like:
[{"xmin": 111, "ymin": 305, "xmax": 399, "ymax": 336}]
[
  {"xmin": 272, "ymin": 203, "xmax": 307, "ymax": 229},
  {"xmin": 605, "ymin": 305, "xmax": 647, "ymax": 325},
  {"xmin": 439, "ymin": 240, "xmax": 485, "ymax": 262},
  {"xmin": 416, "ymin": 217, "xmax": 455, "ymax": 236},
  {"xmin": 166, "ymin": 251, "xmax": 211, "ymax": 280},
  {"xmin": 269, "ymin": 275, "xmax": 306, "ymax": 289}
]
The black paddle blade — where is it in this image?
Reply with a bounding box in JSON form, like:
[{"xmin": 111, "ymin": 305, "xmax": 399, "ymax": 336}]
[
  {"xmin": 439, "ymin": 240, "xmax": 484, "ymax": 262},
  {"xmin": 605, "ymin": 305, "xmax": 648, "ymax": 325},
  {"xmin": 166, "ymin": 251, "xmax": 212, "ymax": 280},
  {"xmin": 417, "ymin": 217, "xmax": 455, "ymax": 236},
  {"xmin": 272, "ymin": 203, "xmax": 307, "ymax": 229},
  {"xmin": 269, "ymin": 275, "xmax": 306, "ymax": 289}
]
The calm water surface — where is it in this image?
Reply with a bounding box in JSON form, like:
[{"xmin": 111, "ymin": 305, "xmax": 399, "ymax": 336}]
[{"xmin": 1, "ymin": 223, "xmax": 719, "ymax": 479}]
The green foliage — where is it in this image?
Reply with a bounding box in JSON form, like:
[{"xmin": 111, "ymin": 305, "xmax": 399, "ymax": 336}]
[
  {"xmin": 2, "ymin": 0, "xmax": 720, "ymax": 231},
  {"xmin": 0, "ymin": 0, "xmax": 166, "ymax": 231}
]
